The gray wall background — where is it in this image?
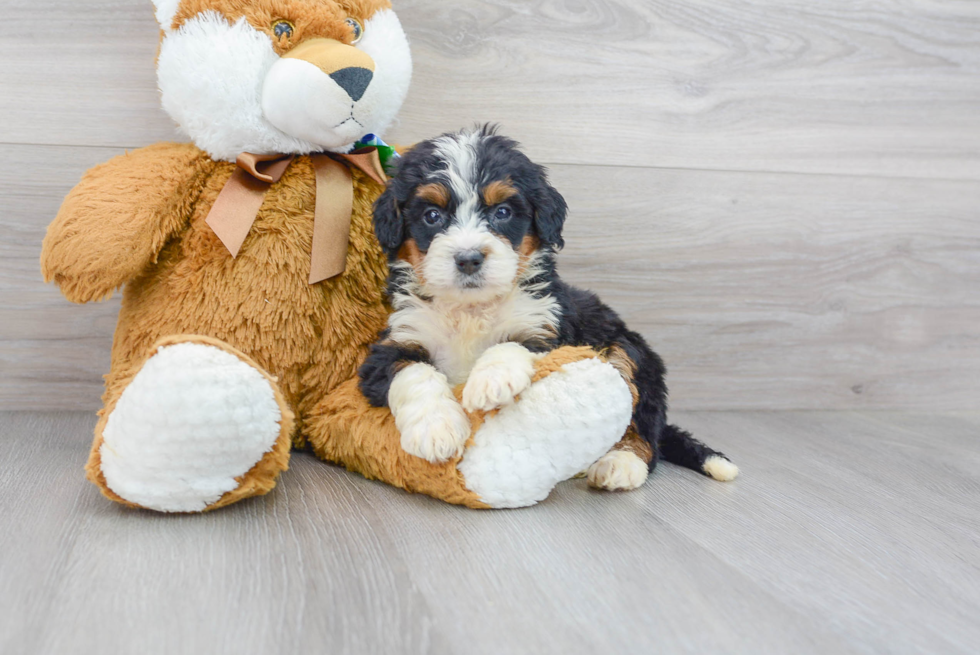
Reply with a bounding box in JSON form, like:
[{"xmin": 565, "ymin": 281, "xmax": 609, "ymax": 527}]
[{"xmin": 2, "ymin": 0, "xmax": 978, "ymax": 411}]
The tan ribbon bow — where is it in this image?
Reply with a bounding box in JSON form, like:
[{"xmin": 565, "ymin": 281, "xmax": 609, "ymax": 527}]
[{"xmin": 205, "ymin": 148, "xmax": 388, "ymax": 284}]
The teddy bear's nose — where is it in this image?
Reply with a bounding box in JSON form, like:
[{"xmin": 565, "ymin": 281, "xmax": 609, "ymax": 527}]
[{"xmin": 329, "ymin": 67, "xmax": 373, "ymax": 102}]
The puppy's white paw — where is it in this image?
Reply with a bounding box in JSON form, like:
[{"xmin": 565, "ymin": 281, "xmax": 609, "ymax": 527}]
[
  {"xmin": 390, "ymin": 363, "xmax": 471, "ymax": 463},
  {"xmin": 587, "ymin": 450, "xmax": 649, "ymax": 491},
  {"xmin": 462, "ymin": 343, "xmax": 536, "ymax": 412}
]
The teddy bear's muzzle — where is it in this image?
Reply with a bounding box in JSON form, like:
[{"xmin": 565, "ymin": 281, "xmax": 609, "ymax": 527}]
[{"xmin": 262, "ymin": 38, "xmax": 379, "ymax": 148}]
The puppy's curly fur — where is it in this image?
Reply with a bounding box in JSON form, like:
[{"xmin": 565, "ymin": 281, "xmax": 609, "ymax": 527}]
[{"xmin": 360, "ymin": 125, "xmax": 738, "ymax": 485}]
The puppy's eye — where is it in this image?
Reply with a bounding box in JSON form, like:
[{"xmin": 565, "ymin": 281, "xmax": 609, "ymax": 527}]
[
  {"xmin": 492, "ymin": 206, "xmax": 513, "ymax": 222},
  {"xmin": 423, "ymin": 208, "xmax": 445, "ymax": 226},
  {"xmin": 345, "ymin": 17, "xmax": 364, "ymax": 43},
  {"xmin": 272, "ymin": 20, "xmax": 294, "ymax": 40}
]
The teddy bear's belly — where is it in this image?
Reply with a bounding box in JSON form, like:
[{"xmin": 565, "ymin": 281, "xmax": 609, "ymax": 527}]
[{"xmin": 112, "ymin": 176, "xmax": 389, "ymax": 410}]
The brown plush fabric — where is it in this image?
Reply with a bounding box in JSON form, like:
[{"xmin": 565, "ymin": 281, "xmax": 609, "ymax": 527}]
[
  {"xmin": 42, "ymin": 142, "xmax": 620, "ymax": 511},
  {"xmin": 43, "ymin": 143, "xmax": 391, "ymax": 508},
  {"xmin": 306, "ymin": 377, "xmax": 490, "ymax": 509},
  {"xmin": 41, "ymin": 143, "xmax": 214, "ymax": 304}
]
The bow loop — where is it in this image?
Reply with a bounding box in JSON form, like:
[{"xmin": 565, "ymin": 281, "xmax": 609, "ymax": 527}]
[
  {"xmin": 205, "ymin": 147, "xmax": 389, "ymax": 285},
  {"xmin": 235, "ymin": 153, "xmax": 295, "ymax": 183}
]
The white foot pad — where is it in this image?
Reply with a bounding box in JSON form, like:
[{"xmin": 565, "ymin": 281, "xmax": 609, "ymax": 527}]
[
  {"xmin": 459, "ymin": 358, "xmax": 633, "ymax": 508},
  {"xmin": 100, "ymin": 343, "xmax": 283, "ymax": 512},
  {"xmin": 587, "ymin": 450, "xmax": 649, "ymax": 491}
]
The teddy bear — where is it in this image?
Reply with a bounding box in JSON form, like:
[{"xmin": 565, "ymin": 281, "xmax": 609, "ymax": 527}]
[{"xmin": 39, "ymin": 0, "xmax": 635, "ymax": 513}]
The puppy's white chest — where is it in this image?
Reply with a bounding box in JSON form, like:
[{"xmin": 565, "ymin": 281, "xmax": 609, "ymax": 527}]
[
  {"xmin": 428, "ymin": 311, "xmax": 500, "ymax": 385},
  {"xmin": 387, "ymin": 290, "xmax": 560, "ymax": 386}
]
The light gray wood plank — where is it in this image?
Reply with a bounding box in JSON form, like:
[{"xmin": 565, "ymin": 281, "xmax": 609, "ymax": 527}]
[
  {"xmin": 0, "ymin": 144, "xmax": 123, "ymax": 410},
  {"xmin": 658, "ymin": 410, "xmax": 980, "ymax": 654},
  {"xmin": 1, "ymin": 0, "xmax": 978, "ymax": 179},
  {"xmin": 5, "ymin": 143, "xmax": 978, "ymax": 411},
  {"xmin": 2, "ymin": 410, "xmax": 978, "ymax": 654}
]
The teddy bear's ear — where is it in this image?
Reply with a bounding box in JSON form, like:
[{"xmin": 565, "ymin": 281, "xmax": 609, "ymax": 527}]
[
  {"xmin": 373, "ymin": 186, "xmax": 405, "ymax": 259},
  {"xmin": 152, "ymin": 0, "xmax": 181, "ymax": 30}
]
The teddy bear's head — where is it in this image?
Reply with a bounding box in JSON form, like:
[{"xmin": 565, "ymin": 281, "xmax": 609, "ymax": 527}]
[{"xmin": 152, "ymin": 0, "xmax": 412, "ymax": 161}]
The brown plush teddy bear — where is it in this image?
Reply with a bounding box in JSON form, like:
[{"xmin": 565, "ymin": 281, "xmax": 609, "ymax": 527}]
[{"xmin": 39, "ymin": 0, "xmax": 635, "ymax": 513}]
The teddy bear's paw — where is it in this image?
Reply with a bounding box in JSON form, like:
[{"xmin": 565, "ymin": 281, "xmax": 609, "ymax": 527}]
[
  {"xmin": 99, "ymin": 342, "xmax": 286, "ymax": 512},
  {"xmin": 458, "ymin": 357, "xmax": 633, "ymax": 508},
  {"xmin": 462, "ymin": 343, "xmax": 536, "ymax": 412},
  {"xmin": 389, "ymin": 363, "xmax": 471, "ymax": 463},
  {"xmin": 587, "ymin": 450, "xmax": 649, "ymax": 491}
]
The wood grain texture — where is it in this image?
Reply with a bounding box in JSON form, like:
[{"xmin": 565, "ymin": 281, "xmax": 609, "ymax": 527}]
[
  {"xmin": 2, "ymin": 0, "xmax": 979, "ymax": 410},
  {"xmin": 4, "ymin": 143, "xmax": 978, "ymax": 411},
  {"xmin": 1, "ymin": 410, "xmax": 978, "ymax": 654},
  {"xmin": 1, "ymin": 0, "xmax": 979, "ymax": 179}
]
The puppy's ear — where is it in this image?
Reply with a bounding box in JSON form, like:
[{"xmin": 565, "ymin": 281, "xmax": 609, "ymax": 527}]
[
  {"xmin": 373, "ymin": 185, "xmax": 405, "ymax": 258},
  {"xmin": 529, "ymin": 172, "xmax": 568, "ymax": 250}
]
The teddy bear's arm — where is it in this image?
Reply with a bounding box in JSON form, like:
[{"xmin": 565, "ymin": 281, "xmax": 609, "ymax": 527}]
[{"xmin": 41, "ymin": 142, "xmax": 214, "ymax": 303}]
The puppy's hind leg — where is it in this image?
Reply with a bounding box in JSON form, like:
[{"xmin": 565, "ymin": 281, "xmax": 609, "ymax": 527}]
[{"xmin": 587, "ymin": 427, "xmax": 653, "ymax": 491}]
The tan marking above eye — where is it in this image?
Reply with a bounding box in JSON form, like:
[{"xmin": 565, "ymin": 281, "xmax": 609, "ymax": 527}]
[
  {"xmin": 483, "ymin": 179, "xmax": 518, "ymax": 206},
  {"xmin": 415, "ymin": 183, "xmax": 450, "ymax": 208}
]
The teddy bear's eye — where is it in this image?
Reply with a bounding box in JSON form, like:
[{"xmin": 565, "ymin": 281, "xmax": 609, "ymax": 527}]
[
  {"xmin": 345, "ymin": 18, "xmax": 364, "ymax": 44},
  {"xmin": 272, "ymin": 20, "xmax": 294, "ymax": 40}
]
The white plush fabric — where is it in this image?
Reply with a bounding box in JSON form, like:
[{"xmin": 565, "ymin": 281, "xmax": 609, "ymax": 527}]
[
  {"xmin": 262, "ymin": 10, "xmax": 412, "ymax": 152},
  {"xmin": 156, "ymin": 8, "xmax": 411, "ymax": 162},
  {"xmin": 459, "ymin": 358, "xmax": 633, "ymax": 509},
  {"xmin": 100, "ymin": 343, "xmax": 283, "ymax": 513},
  {"xmin": 152, "ymin": 0, "xmax": 180, "ymax": 30}
]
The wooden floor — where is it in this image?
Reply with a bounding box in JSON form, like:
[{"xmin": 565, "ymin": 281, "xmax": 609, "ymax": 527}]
[{"xmin": 2, "ymin": 410, "xmax": 978, "ymax": 654}]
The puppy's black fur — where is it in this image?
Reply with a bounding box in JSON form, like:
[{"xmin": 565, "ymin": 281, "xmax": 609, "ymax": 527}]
[{"xmin": 360, "ymin": 125, "xmax": 734, "ymax": 479}]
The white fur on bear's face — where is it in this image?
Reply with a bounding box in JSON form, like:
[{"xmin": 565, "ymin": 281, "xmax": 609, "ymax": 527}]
[
  {"xmin": 152, "ymin": 0, "xmax": 181, "ymax": 29},
  {"xmin": 155, "ymin": 8, "xmax": 412, "ymax": 162},
  {"xmin": 263, "ymin": 10, "xmax": 412, "ymax": 151}
]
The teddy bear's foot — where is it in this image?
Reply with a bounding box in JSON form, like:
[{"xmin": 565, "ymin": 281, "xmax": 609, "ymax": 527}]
[
  {"xmin": 458, "ymin": 356, "xmax": 633, "ymax": 508},
  {"xmin": 93, "ymin": 337, "xmax": 293, "ymax": 512}
]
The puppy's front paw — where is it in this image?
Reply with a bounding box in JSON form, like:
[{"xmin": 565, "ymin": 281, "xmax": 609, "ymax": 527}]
[
  {"xmin": 587, "ymin": 450, "xmax": 649, "ymax": 491},
  {"xmin": 389, "ymin": 363, "xmax": 471, "ymax": 463},
  {"xmin": 462, "ymin": 343, "xmax": 536, "ymax": 412}
]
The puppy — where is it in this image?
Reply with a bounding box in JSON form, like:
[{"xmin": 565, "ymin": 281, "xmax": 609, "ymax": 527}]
[{"xmin": 359, "ymin": 125, "xmax": 738, "ymax": 490}]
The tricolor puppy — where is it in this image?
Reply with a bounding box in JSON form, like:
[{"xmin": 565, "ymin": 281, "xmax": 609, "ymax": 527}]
[{"xmin": 359, "ymin": 126, "xmax": 738, "ymax": 490}]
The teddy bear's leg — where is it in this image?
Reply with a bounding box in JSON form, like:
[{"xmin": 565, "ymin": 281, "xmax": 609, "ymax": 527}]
[
  {"xmin": 304, "ymin": 346, "xmax": 633, "ymax": 509},
  {"xmin": 86, "ymin": 336, "xmax": 293, "ymax": 513}
]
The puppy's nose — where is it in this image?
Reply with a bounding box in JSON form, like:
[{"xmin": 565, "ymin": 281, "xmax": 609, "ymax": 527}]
[
  {"xmin": 455, "ymin": 250, "xmax": 485, "ymax": 276},
  {"xmin": 329, "ymin": 67, "xmax": 373, "ymax": 101}
]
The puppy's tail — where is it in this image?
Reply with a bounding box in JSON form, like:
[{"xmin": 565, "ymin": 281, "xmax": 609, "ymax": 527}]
[{"xmin": 660, "ymin": 424, "xmax": 739, "ymax": 482}]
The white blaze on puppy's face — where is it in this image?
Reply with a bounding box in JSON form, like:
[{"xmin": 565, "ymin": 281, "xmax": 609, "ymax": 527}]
[
  {"xmin": 153, "ymin": 2, "xmax": 411, "ymax": 161},
  {"xmin": 417, "ymin": 131, "xmax": 521, "ymax": 304}
]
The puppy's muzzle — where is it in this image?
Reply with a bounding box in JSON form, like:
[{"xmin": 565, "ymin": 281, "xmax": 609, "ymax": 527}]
[{"xmin": 454, "ymin": 250, "xmax": 485, "ymax": 276}]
